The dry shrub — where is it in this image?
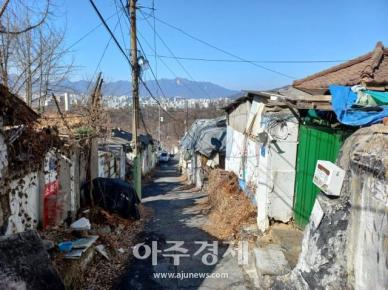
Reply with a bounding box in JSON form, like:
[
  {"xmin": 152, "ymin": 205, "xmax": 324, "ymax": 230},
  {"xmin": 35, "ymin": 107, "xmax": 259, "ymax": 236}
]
[{"xmin": 203, "ymin": 169, "xmax": 257, "ymax": 240}]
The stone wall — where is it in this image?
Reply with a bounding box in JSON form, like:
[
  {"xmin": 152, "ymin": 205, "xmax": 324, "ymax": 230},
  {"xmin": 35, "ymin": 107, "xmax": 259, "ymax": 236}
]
[
  {"xmin": 266, "ymin": 125, "xmax": 388, "ymax": 289},
  {"xmin": 0, "ymin": 130, "xmax": 9, "ymax": 232}
]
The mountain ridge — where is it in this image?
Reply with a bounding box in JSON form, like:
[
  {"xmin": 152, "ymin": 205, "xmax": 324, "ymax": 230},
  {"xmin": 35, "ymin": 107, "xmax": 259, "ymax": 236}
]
[{"xmin": 56, "ymin": 77, "xmax": 238, "ymax": 99}]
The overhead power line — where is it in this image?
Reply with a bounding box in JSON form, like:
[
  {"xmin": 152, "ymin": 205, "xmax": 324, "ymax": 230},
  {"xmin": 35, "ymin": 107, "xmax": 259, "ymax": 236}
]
[
  {"xmin": 88, "ymin": 0, "xmax": 176, "ymax": 122},
  {"xmin": 117, "ymin": 1, "xmax": 176, "ymax": 101},
  {"xmin": 144, "ymin": 54, "xmax": 348, "ymax": 64},
  {"xmin": 86, "ymin": 18, "xmax": 121, "ymax": 92},
  {"xmin": 139, "ymin": 9, "xmax": 211, "ymax": 99},
  {"xmin": 121, "ymin": 3, "xmax": 209, "ymax": 102},
  {"xmin": 137, "ymin": 37, "xmax": 169, "ymax": 98},
  {"xmin": 146, "ymin": 13, "xmax": 297, "ymax": 79},
  {"xmin": 89, "ymin": 0, "xmax": 131, "ymax": 64},
  {"xmin": 137, "ymin": 31, "xmax": 203, "ymax": 103},
  {"xmin": 65, "ymin": 11, "xmax": 119, "ymax": 52},
  {"xmin": 114, "ymin": 0, "xmax": 128, "ymax": 51}
]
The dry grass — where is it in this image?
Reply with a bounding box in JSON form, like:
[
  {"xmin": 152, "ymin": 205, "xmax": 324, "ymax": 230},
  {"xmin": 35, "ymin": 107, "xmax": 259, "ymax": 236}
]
[{"xmin": 203, "ymin": 169, "xmax": 257, "ymax": 240}]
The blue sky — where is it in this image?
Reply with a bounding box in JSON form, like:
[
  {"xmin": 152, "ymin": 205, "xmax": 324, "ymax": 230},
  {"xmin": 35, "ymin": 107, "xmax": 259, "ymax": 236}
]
[{"xmin": 62, "ymin": 0, "xmax": 388, "ymax": 90}]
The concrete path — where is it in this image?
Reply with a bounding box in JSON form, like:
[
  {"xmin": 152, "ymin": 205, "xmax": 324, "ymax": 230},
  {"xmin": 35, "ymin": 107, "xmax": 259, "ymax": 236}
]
[{"xmin": 114, "ymin": 161, "xmax": 252, "ymax": 290}]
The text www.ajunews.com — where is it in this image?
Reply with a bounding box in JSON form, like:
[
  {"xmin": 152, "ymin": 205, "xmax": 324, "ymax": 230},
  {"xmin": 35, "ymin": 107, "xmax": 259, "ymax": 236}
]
[{"xmin": 153, "ymin": 272, "xmax": 229, "ymax": 280}]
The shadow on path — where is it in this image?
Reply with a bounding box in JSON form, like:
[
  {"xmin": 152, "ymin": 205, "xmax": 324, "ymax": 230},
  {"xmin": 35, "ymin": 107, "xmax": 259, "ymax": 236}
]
[{"xmin": 113, "ymin": 160, "xmax": 250, "ymax": 290}]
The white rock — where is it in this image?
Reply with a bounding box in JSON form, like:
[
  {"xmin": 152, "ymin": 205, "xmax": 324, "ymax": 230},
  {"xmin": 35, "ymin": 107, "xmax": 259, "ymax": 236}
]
[
  {"xmin": 96, "ymin": 244, "xmax": 110, "ymax": 260},
  {"xmin": 70, "ymin": 217, "xmax": 91, "ymax": 231}
]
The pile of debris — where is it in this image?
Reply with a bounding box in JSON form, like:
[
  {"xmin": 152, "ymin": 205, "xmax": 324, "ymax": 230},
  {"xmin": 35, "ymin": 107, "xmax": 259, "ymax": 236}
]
[
  {"xmin": 5, "ymin": 125, "xmax": 62, "ymax": 174},
  {"xmin": 203, "ymin": 169, "xmax": 257, "ymax": 240},
  {"xmin": 39, "ymin": 205, "xmax": 152, "ymax": 290}
]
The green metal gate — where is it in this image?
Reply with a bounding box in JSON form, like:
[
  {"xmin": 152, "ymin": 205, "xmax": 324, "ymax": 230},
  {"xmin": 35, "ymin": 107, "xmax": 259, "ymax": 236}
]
[{"xmin": 293, "ymin": 125, "xmax": 349, "ymax": 228}]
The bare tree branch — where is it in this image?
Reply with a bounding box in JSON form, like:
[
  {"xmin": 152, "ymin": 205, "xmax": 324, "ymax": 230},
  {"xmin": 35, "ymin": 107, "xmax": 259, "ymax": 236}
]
[
  {"xmin": 0, "ymin": 0, "xmax": 10, "ymax": 19},
  {"xmin": 0, "ymin": 0, "xmax": 50, "ymax": 35}
]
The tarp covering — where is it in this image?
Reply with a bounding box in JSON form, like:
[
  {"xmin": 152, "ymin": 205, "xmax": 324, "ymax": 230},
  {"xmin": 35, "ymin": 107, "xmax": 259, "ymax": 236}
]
[
  {"xmin": 365, "ymin": 90, "xmax": 388, "ymax": 105},
  {"xmin": 329, "ymin": 85, "xmax": 388, "ymax": 126},
  {"xmin": 112, "ymin": 128, "xmax": 153, "ymax": 147},
  {"xmin": 84, "ymin": 178, "xmax": 140, "ymax": 219},
  {"xmin": 180, "ymin": 116, "xmax": 226, "ymax": 158}
]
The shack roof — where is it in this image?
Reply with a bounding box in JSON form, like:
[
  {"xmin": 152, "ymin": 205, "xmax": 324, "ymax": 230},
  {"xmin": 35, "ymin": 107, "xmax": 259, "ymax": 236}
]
[
  {"xmin": 223, "ymin": 94, "xmax": 254, "ymax": 113},
  {"xmin": 223, "ymin": 90, "xmax": 292, "ymax": 114},
  {"xmin": 180, "ymin": 116, "xmax": 226, "ymax": 158},
  {"xmin": 293, "ymin": 42, "xmax": 388, "ymax": 94},
  {"xmin": 0, "ymin": 84, "xmax": 39, "ymax": 125},
  {"xmin": 111, "ymin": 128, "xmax": 154, "ymax": 147}
]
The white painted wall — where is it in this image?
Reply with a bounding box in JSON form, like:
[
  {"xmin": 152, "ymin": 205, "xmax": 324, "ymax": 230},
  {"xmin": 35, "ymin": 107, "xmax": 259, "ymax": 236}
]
[
  {"xmin": 225, "ymin": 102, "xmax": 299, "ymax": 232},
  {"xmin": 351, "ymin": 176, "xmax": 388, "ymax": 289},
  {"xmin": 195, "ymin": 154, "xmax": 203, "ymax": 189},
  {"xmin": 98, "ymin": 151, "xmax": 111, "ymax": 177},
  {"xmin": 225, "ymin": 126, "xmax": 245, "ymax": 177},
  {"xmin": 0, "ymin": 132, "xmax": 7, "ymax": 182},
  {"xmin": 6, "ymin": 172, "xmax": 40, "ymax": 235},
  {"xmin": 255, "ymin": 145, "xmax": 271, "ymax": 231},
  {"xmin": 265, "ymin": 115, "xmax": 298, "ymax": 223},
  {"xmin": 70, "ymin": 151, "xmax": 80, "ymax": 216}
]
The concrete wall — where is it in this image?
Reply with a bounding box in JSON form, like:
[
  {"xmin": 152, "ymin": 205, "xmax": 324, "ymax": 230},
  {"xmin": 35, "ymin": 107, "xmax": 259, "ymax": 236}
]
[
  {"xmin": 180, "ymin": 156, "xmax": 193, "ymax": 185},
  {"xmin": 0, "ymin": 130, "xmax": 9, "ymax": 230},
  {"xmin": 98, "ymin": 151, "xmax": 117, "ymax": 178},
  {"xmin": 78, "ymin": 151, "xmax": 88, "ymax": 204},
  {"xmin": 1, "ymin": 147, "xmax": 87, "ymax": 234},
  {"xmin": 225, "ymin": 101, "xmax": 299, "ymax": 232},
  {"xmin": 267, "ymin": 125, "xmax": 387, "ymax": 290},
  {"xmin": 0, "ymin": 131, "xmax": 7, "ymax": 184},
  {"xmin": 125, "ymin": 144, "xmax": 156, "ymax": 177},
  {"xmin": 141, "ymin": 145, "xmax": 155, "ymax": 176},
  {"xmin": 5, "ymin": 172, "xmax": 40, "ymax": 235},
  {"xmin": 225, "ymin": 126, "xmax": 245, "ymax": 177},
  {"xmin": 228, "ymin": 100, "xmax": 251, "ymax": 134},
  {"xmin": 70, "ymin": 150, "xmax": 80, "ymax": 216},
  {"xmin": 59, "ymin": 155, "xmax": 72, "ymax": 222},
  {"xmin": 348, "ymin": 171, "xmax": 387, "ymax": 289},
  {"xmin": 119, "ymin": 147, "xmax": 126, "ymax": 179},
  {"xmin": 195, "ymin": 154, "xmax": 203, "ymax": 189},
  {"xmin": 265, "ymin": 114, "xmax": 298, "ymax": 224},
  {"xmin": 98, "ymin": 144, "xmax": 127, "ymax": 179}
]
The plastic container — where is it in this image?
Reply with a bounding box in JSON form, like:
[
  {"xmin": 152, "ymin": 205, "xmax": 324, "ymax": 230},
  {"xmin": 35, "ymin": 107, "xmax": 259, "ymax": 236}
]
[{"xmin": 58, "ymin": 241, "xmax": 73, "ymax": 253}]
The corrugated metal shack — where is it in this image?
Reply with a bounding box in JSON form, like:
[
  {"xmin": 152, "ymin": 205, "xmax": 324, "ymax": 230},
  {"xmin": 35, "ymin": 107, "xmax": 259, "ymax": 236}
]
[
  {"xmin": 98, "ymin": 137, "xmax": 128, "ymax": 179},
  {"xmin": 180, "ymin": 116, "xmax": 227, "ymax": 188},
  {"xmin": 110, "ymin": 128, "xmax": 157, "ymax": 177},
  {"xmin": 285, "ymin": 41, "xmax": 387, "ymax": 227},
  {"xmin": 224, "ymin": 92, "xmax": 299, "ymax": 231}
]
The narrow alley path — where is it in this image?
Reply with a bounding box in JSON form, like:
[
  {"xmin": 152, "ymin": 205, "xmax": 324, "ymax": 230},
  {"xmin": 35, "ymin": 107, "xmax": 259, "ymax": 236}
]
[{"xmin": 114, "ymin": 160, "xmax": 251, "ymax": 290}]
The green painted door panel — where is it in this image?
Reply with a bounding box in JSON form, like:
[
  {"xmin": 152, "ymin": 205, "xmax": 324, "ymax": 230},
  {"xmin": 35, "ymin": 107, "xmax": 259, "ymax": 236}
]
[{"xmin": 293, "ymin": 125, "xmax": 348, "ymax": 228}]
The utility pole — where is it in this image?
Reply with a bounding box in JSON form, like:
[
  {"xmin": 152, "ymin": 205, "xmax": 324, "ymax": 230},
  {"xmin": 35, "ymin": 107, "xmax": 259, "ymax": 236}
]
[
  {"xmin": 129, "ymin": 0, "xmax": 141, "ymax": 200},
  {"xmin": 185, "ymin": 99, "xmax": 188, "ymax": 132},
  {"xmin": 158, "ymin": 105, "xmax": 161, "ymax": 144}
]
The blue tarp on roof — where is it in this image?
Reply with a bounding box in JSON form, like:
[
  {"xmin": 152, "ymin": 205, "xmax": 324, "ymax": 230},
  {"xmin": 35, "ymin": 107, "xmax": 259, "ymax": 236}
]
[{"xmin": 329, "ymin": 85, "xmax": 388, "ymax": 126}]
